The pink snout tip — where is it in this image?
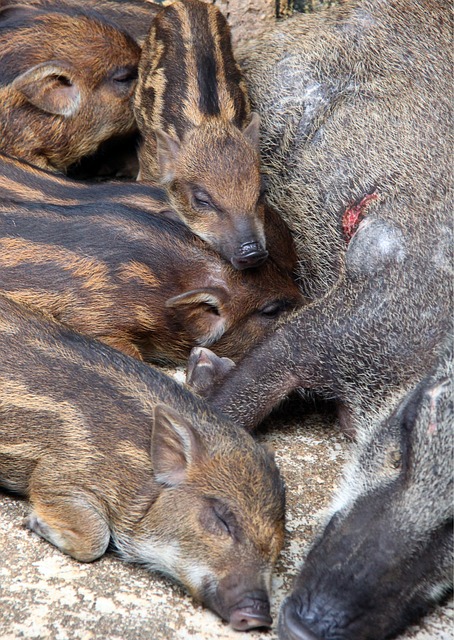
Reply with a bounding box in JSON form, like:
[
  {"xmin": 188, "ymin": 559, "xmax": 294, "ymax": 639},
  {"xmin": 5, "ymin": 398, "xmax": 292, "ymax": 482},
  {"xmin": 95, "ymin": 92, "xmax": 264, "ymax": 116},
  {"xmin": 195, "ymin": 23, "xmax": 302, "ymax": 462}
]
[{"xmin": 229, "ymin": 596, "xmax": 273, "ymax": 630}]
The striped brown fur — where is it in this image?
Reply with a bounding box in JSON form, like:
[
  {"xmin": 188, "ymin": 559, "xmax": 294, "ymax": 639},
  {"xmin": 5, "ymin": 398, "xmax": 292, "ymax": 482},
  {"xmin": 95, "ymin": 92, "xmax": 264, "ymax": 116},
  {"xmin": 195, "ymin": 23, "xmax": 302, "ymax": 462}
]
[
  {"xmin": 0, "ymin": 152, "xmax": 303, "ymax": 365},
  {"xmin": 0, "ymin": 3, "xmax": 140, "ymax": 172},
  {"xmin": 0, "ymin": 292, "xmax": 285, "ymax": 629},
  {"xmin": 135, "ymin": 0, "xmax": 267, "ymax": 270},
  {"xmin": 0, "ymin": 0, "xmax": 161, "ymax": 44}
]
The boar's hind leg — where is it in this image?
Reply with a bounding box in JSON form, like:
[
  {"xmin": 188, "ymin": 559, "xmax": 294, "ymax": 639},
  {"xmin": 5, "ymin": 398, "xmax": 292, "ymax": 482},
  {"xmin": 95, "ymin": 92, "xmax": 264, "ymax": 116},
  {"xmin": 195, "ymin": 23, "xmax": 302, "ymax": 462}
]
[
  {"xmin": 26, "ymin": 489, "xmax": 110, "ymax": 562},
  {"xmin": 186, "ymin": 347, "xmax": 235, "ymax": 397}
]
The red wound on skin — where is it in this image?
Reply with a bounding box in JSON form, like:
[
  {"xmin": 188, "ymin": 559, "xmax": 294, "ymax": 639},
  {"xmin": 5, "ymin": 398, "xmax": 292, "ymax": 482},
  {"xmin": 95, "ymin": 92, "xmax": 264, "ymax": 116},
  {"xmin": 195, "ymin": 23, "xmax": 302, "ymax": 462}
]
[{"xmin": 342, "ymin": 192, "xmax": 379, "ymax": 242}]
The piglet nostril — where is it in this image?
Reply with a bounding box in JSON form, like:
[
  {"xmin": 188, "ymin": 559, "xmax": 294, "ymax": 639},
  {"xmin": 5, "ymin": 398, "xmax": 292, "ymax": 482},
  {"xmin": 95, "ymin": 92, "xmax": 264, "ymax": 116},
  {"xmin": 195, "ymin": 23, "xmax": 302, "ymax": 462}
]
[
  {"xmin": 229, "ymin": 595, "xmax": 272, "ymax": 630},
  {"xmin": 232, "ymin": 243, "xmax": 269, "ymax": 270},
  {"xmin": 239, "ymin": 241, "xmax": 261, "ymax": 256}
]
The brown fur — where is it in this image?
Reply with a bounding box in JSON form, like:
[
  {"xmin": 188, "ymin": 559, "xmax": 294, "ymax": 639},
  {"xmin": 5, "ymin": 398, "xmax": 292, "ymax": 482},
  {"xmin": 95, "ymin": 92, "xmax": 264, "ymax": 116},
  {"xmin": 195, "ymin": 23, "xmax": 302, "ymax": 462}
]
[
  {"xmin": 0, "ymin": 152, "xmax": 303, "ymax": 365},
  {"xmin": 135, "ymin": 0, "xmax": 267, "ymax": 269},
  {"xmin": 0, "ymin": 292, "xmax": 285, "ymax": 629},
  {"xmin": 0, "ymin": 0, "xmax": 161, "ymax": 44},
  {"xmin": 0, "ymin": 4, "xmax": 140, "ymax": 172}
]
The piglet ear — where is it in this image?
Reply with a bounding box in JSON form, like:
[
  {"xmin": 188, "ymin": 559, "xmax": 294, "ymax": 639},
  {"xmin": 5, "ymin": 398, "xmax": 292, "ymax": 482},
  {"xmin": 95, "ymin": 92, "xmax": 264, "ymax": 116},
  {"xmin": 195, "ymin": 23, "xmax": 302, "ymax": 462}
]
[
  {"xmin": 155, "ymin": 128, "xmax": 181, "ymax": 183},
  {"xmin": 166, "ymin": 287, "xmax": 228, "ymax": 346},
  {"xmin": 0, "ymin": 4, "xmax": 41, "ymax": 23},
  {"xmin": 12, "ymin": 61, "xmax": 81, "ymax": 117},
  {"xmin": 242, "ymin": 111, "xmax": 261, "ymax": 152},
  {"xmin": 151, "ymin": 404, "xmax": 205, "ymax": 486}
]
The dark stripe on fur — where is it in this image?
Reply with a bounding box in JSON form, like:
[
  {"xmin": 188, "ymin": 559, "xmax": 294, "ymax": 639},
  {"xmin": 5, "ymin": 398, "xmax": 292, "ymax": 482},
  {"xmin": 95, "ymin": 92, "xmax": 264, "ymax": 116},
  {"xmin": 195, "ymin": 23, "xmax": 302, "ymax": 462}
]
[
  {"xmin": 188, "ymin": 2, "xmax": 220, "ymax": 116},
  {"xmin": 214, "ymin": 10, "xmax": 248, "ymax": 127},
  {"xmin": 157, "ymin": 5, "xmax": 189, "ymax": 139}
]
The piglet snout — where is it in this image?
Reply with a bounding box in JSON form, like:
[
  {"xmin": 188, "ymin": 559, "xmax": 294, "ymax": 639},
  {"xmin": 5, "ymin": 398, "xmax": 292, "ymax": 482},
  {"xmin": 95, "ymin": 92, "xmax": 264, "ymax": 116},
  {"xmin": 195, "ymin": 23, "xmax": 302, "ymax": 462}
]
[
  {"xmin": 232, "ymin": 242, "xmax": 268, "ymax": 269},
  {"xmin": 229, "ymin": 592, "xmax": 272, "ymax": 630}
]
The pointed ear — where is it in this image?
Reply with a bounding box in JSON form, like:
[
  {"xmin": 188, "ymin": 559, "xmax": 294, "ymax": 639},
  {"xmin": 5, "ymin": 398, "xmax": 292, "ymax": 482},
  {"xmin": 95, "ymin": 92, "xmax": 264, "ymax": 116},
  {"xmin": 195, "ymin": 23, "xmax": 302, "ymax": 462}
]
[
  {"xmin": 12, "ymin": 61, "xmax": 81, "ymax": 117},
  {"xmin": 151, "ymin": 404, "xmax": 206, "ymax": 486},
  {"xmin": 166, "ymin": 287, "xmax": 228, "ymax": 346},
  {"xmin": 155, "ymin": 128, "xmax": 181, "ymax": 183},
  {"xmin": 243, "ymin": 112, "xmax": 261, "ymax": 152},
  {"xmin": 0, "ymin": 4, "xmax": 41, "ymax": 23}
]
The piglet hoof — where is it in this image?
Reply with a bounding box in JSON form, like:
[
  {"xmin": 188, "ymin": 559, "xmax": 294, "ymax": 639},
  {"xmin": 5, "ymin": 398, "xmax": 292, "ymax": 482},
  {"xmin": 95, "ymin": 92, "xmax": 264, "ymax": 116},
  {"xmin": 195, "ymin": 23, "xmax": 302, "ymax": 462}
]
[
  {"xmin": 186, "ymin": 347, "xmax": 235, "ymax": 397},
  {"xmin": 25, "ymin": 512, "xmax": 50, "ymax": 537},
  {"xmin": 24, "ymin": 512, "xmax": 65, "ymax": 550}
]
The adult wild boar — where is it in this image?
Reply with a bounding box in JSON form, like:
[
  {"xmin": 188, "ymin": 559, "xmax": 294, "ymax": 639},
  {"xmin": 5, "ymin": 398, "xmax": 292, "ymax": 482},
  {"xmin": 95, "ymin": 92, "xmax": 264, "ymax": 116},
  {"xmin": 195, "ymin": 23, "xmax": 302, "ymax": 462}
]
[
  {"xmin": 279, "ymin": 341, "xmax": 453, "ymax": 640},
  {"xmin": 199, "ymin": 0, "xmax": 453, "ymax": 637},
  {"xmin": 210, "ymin": 0, "xmax": 453, "ymax": 438}
]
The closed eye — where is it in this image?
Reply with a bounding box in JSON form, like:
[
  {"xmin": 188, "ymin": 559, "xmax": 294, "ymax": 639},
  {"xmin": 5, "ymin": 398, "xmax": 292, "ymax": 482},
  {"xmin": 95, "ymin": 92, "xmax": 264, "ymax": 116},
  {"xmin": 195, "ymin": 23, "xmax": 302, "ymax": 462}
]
[
  {"xmin": 207, "ymin": 498, "xmax": 238, "ymax": 538},
  {"xmin": 260, "ymin": 301, "xmax": 285, "ymax": 318},
  {"xmin": 214, "ymin": 509, "xmax": 231, "ymax": 535},
  {"xmin": 111, "ymin": 66, "xmax": 138, "ymax": 84},
  {"xmin": 194, "ymin": 196, "xmax": 211, "ymax": 208},
  {"xmin": 191, "ymin": 188, "xmax": 216, "ymax": 210}
]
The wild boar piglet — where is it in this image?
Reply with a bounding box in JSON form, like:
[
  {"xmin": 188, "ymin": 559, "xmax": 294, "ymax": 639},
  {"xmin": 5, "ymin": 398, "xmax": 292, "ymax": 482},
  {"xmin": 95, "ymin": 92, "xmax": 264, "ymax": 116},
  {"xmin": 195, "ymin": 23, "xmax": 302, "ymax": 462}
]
[
  {"xmin": 0, "ymin": 153, "xmax": 303, "ymax": 365},
  {"xmin": 135, "ymin": 0, "xmax": 267, "ymax": 270},
  {"xmin": 0, "ymin": 293, "xmax": 286, "ymax": 630},
  {"xmin": 0, "ymin": 3, "xmax": 140, "ymax": 172}
]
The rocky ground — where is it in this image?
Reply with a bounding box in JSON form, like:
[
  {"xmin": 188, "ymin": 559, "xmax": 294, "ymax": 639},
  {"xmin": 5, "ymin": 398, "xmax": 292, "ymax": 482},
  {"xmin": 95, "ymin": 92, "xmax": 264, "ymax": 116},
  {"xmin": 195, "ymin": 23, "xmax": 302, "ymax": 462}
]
[{"xmin": 1, "ymin": 385, "xmax": 452, "ymax": 639}]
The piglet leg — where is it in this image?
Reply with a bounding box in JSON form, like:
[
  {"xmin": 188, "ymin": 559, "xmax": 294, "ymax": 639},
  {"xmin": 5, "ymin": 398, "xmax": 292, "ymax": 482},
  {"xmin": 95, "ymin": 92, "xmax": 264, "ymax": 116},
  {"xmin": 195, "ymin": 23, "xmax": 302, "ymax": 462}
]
[{"xmin": 25, "ymin": 489, "xmax": 110, "ymax": 562}]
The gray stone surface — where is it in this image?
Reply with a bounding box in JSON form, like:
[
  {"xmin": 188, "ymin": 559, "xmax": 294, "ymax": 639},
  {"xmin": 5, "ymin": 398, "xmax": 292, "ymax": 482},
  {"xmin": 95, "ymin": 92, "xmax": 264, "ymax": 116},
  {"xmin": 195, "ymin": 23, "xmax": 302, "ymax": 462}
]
[{"xmin": 1, "ymin": 385, "xmax": 452, "ymax": 639}]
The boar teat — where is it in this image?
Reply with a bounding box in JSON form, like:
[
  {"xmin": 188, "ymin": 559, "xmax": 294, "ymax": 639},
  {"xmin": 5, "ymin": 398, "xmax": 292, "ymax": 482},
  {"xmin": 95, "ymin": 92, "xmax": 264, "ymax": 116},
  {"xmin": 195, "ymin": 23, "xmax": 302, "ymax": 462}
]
[{"xmin": 186, "ymin": 346, "xmax": 235, "ymax": 397}]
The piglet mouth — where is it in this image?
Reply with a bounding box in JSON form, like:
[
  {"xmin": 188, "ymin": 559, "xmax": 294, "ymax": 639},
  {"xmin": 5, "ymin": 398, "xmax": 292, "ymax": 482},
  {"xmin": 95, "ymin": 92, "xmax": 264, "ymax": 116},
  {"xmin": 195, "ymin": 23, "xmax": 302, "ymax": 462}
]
[{"xmin": 201, "ymin": 578, "xmax": 272, "ymax": 630}]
